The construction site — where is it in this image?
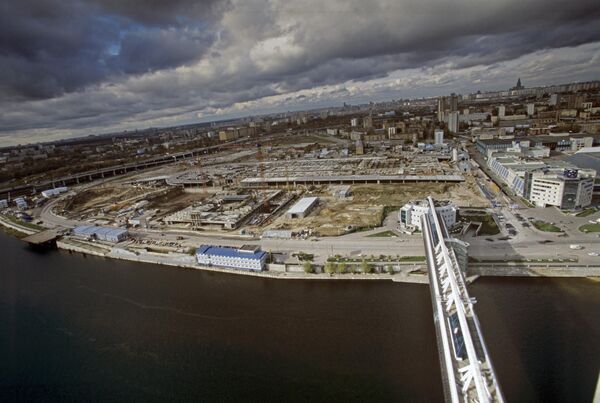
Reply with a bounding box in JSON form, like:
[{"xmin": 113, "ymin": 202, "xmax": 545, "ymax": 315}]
[{"xmin": 49, "ymin": 134, "xmax": 488, "ymax": 238}]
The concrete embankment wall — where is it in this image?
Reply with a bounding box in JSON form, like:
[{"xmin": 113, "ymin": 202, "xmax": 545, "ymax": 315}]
[
  {"xmin": 0, "ymin": 216, "xmax": 37, "ymax": 236},
  {"xmin": 53, "ymin": 238, "xmax": 427, "ymax": 282},
  {"xmin": 469, "ymin": 264, "xmax": 600, "ymax": 277},
  {"xmin": 50, "ymin": 236, "xmax": 600, "ymax": 282},
  {"xmin": 57, "ymin": 240, "xmax": 108, "ymax": 257}
]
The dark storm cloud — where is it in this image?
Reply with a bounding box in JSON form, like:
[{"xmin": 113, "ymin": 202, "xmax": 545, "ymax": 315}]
[
  {"xmin": 0, "ymin": 0, "xmax": 223, "ymax": 101},
  {"xmin": 108, "ymin": 28, "xmax": 214, "ymax": 75},
  {"xmin": 0, "ymin": 0, "xmax": 600, "ymax": 145}
]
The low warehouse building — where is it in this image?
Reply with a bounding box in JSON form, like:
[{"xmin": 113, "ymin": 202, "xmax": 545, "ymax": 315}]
[
  {"xmin": 73, "ymin": 225, "xmax": 129, "ymax": 243},
  {"xmin": 286, "ymin": 197, "xmax": 318, "ymax": 219},
  {"xmin": 196, "ymin": 245, "xmax": 267, "ymax": 271},
  {"xmin": 41, "ymin": 186, "xmax": 68, "ymax": 198}
]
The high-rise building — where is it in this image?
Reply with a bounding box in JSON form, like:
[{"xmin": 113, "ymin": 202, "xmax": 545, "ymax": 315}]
[
  {"xmin": 363, "ymin": 115, "xmax": 373, "ymax": 129},
  {"xmin": 448, "ymin": 111, "xmax": 459, "ymax": 133},
  {"xmin": 437, "ymin": 96, "xmax": 446, "ymax": 121},
  {"xmin": 449, "ymin": 94, "xmax": 458, "ymax": 112},
  {"xmin": 526, "ymin": 103, "xmax": 535, "ymax": 116},
  {"xmin": 434, "ymin": 129, "xmax": 444, "ymax": 145},
  {"xmin": 549, "ymin": 94, "xmax": 559, "ymax": 106},
  {"xmin": 498, "ymin": 105, "xmax": 506, "ymax": 118},
  {"xmin": 350, "ymin": 118, "xmax": 359, "ymax": 127}
]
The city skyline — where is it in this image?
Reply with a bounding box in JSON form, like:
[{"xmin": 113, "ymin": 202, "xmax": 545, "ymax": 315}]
[{"xmin": 1, "ymin": 0, "xmax": 600, "ymax": 146}]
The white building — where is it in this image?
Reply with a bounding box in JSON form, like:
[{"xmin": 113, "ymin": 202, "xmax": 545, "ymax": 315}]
[
  {"xmin": 350, "ymin": 118, "xmax": 359, "ymax": 127},
  {"xmin": 498, "ymin": 105, "xmax": 506, "ymax": 118},
  {"xmin": 526, "ymin": 103, "xmax": 535, "ymax": 116},
  {"xmin": 434, "ymin": 129, "xmax": 444, "ymax": 145},
  {"xmin": 286, "ymin": 197, "xmax": 318, "ymax": 219},
  {"xmin": 72, "ymin": 225, "xmax": 129, "ymax": 242},
  {"xmin": 14, "ymin": 197, "xmax": 27, "ymax": 210},
  {"xmin": 448, "ymin": 111, "xmax": 459, "ymax": 134},
  {"xmin": 399, "ymin": 200, "xmax": 457, "ymax": 231},
  {"xmin": 196, "ymin": 245, "xmax": 267, "ymax": 271},
  {"xmin": 529, "ymin": 170, "xmax": 594, "ymax": 209},
  {"xmin": 41, "ymin": 186, "xmax": 68, "ymax": 198}
]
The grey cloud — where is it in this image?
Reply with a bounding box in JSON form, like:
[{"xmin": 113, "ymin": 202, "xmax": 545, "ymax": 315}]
[
  {"xmin": 0, "ymin": 0, "xmax": 224, "ymax": 101},
  {"xmin": 1, "ymin": 0, "xmax": 600, "ymax": 145}
]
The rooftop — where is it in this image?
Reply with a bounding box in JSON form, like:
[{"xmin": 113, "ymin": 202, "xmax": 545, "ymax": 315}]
[
  {"xmin": 287, "ymin": 197, "xmax": 318, "ymax": 214},
  {"xmin": 196, "ymin": 245, "xmax": 266, "ymax": 260}
]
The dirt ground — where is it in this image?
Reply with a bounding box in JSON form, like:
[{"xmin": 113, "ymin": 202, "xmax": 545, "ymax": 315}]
[
  {"xmin": 66, "ymin": 185, "xmax": 211, "ymax": 217},
  {"xmin": 267, "ymin": 180, "xmax": 488, "ymax": 236},
  {"xmin": 67, "ymin": 186, "xmax": 150, "ymax": 213},
  {"xmin": 146, "ymin": 188, "xmax": 212, "ymax": 215}
]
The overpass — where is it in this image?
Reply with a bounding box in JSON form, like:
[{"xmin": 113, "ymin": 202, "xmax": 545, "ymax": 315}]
[
  {"xmin": 0, "ymin": 137, "xmax": 258, "ymax": 199},
  {"xmin": 421, "ymin": 196, "xmax": 504, "ymax": 403}
]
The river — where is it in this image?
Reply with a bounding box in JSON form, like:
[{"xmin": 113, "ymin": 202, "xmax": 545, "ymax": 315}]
[{"xmin": 0, "ymin": 231, "xmax": 598, "ymax": 402}]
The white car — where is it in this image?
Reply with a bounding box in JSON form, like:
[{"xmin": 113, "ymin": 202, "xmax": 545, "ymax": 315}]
[
  {"xmin": 588, "ymin": 252, "xmax": 599, "ymax": 257},
  {"xmin": 570, "ymin": 244, "xmax": 584, "ymax": 250}
]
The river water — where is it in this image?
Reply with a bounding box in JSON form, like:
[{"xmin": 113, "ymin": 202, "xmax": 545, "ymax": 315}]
[{"xmin": 0, "ymin": 231, "xmax": 598, "ymax": 402}]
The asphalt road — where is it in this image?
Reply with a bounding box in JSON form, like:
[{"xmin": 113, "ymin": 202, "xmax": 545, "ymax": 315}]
[{"xmin": 39, "ymin": 192, "xmax": 600, "ymax": 266}]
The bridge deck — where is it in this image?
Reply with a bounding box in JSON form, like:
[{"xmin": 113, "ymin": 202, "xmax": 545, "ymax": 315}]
[{"xmin": 422, "ymin": 196, "xmax": 504, "ymax": 403}]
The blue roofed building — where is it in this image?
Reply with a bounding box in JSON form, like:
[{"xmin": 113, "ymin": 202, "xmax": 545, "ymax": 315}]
[{"xmin": 196, "ymin": 245, "xmax": 267, "ymax": 271}]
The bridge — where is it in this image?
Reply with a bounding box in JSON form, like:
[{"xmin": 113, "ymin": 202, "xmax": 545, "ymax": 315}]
[
  {"xmin": 421, "ymin": 196, "xmax": 504, "ymax": 403},
  {"xmin": 0, "ymin": 137, "xmax": 257, "ymax": 199}
]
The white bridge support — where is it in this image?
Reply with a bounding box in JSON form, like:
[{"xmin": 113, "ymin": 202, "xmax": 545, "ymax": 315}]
[{"xmin": 421, "ymin": 196, "xmax": 504, "ymax": 403}]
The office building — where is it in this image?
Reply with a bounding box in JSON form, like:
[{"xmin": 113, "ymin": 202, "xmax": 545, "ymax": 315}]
[
  {"xmin": 399, "ymin": 200, "xmax": 457, "ymax": 231},
  {"xmin": 529, "ymin": 170, "xmax": 594, "ymax": 209}
]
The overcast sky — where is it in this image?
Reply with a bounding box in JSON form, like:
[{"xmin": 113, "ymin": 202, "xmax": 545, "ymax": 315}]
[{"xmin": 1, "ymin": 0, "xmax": 600, "ymax": 146}]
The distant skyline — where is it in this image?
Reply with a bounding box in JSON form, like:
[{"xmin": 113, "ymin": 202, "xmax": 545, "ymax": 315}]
[{"xmin": 1, "ymin": 0, "xmax": 600, "ymax": 146}]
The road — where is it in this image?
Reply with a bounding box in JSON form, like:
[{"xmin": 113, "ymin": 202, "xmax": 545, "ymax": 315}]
[{"xmin": 37, "ymin": 177, "xmax": 600, "ymax": 265}]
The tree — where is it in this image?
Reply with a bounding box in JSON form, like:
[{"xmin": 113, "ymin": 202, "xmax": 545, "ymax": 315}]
[
  {"xmin": 324, "ymin": 261, "xmax": 335, "ymax": 274},
  {"xmin": 386, "ymin": 265, "xmax": 394, "ymax": 274},
  {"xmin": 360, "ymin": 259, "xmax": 373, "ymax": 274},
  {"xmin": 303, "ymin": 261, "xmax": 314, "ymax": 274},
  {"xmin": 337, "ymin": 262, "xmax": 346, "ymax": 274}
]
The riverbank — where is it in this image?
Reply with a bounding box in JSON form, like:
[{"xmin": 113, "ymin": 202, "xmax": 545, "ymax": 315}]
[
  {"xmin": 0, "ymin": 215, "xmax": 37, "ymax": 236},
  {"xmin": 3, "ymin": 218, "xmax": 600, "ymax": 282},
  {"xmin": 57, "ymin": 237, "xmax": 430, "ymax": 283},
  {"xmin": 51, "ymin": 235, "xmax": 600, "ymax": 282}
]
